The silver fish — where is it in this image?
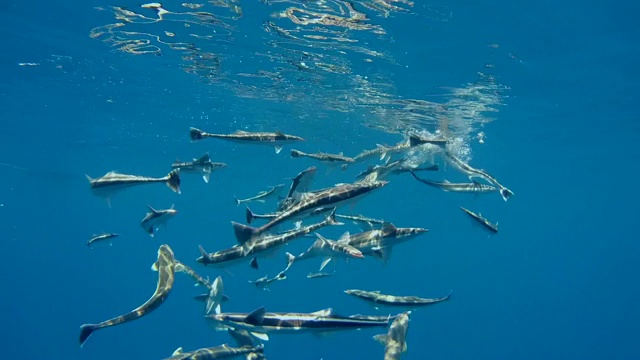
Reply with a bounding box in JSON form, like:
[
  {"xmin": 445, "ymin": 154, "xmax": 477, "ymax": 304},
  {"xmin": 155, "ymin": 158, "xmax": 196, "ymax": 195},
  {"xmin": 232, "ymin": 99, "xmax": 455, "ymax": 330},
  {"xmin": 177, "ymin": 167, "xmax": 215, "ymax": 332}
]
[
  {"xmin": 234, "ymin": 184, "xmax": 284, "ymax": 206},
  {"xmin": 338, "ymin": 223, "xmax": 428, "ymax": 263},
  {"xmin": 140, "ymin": 205, "xmax": 178, "ymax": 237},
  {"xmin": 290, "ymin": 149, "xmax": 355, "ymax": 164},
  {"xmin": 86, "ymin": 169, "xmax": 181, "ymax": 205},
  {"xmin": 287, "ymin": 233, "xmax": 364, "ymax": 271},
  {"xmin": 345, "ymin": 289, "xmax": 452, "ymax": 307},
  {"xmin": 190, "ymin": 127, "xmax": 304, "ymax": 154},
  {"xmin": 172, "ymin": 153, "xmax": 226, "ymax": 183},
  {"xmin": 459, "ymin": 206, "xmax": 498, "ymax": 233},
  {"xmin": 248, "ymin": 271, "xmax": 287, "ymax": 291},
  {"xmin": 86, "ymin": 233, "xmax": 119, "ymax": 247}
]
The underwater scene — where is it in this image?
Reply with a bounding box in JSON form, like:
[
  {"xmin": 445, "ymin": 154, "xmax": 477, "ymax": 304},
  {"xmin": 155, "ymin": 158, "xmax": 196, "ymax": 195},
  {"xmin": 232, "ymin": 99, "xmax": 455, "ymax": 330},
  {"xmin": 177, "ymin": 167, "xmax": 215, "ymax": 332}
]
[{"xmin": 0, "ymin": 0, "xmax": 639, "ymax": 359}]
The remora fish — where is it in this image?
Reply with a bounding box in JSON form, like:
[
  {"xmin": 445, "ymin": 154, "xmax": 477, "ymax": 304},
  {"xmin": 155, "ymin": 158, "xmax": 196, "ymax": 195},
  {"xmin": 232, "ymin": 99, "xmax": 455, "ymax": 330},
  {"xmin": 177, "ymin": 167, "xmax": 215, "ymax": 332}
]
[
  {"xmin": 86, "ymin": 169, "xmax": 181, "ymax": 202},
  {"xmin": 197, "ymin": 209, "xmax": 342, "ymax": 268},
  {"xmin": 172, "ymin": 153, "xmax": 227, "ymax": 183},
  {"xmin": 290, "ymin": 149, "xmax": 355, "ymax": 164},
  {"xmin": 234, "ymin": 184, "xmax": 284, "ymax": 206},
  {"xmin": 78, "ymin": 244, "xmax": 176, "ymax": 346},
  {"xmin": 410, "ymin": 172, "xmax": 497, "ymax": 193},
  {"xmin": 249, "ymin": 271, "xmax": 287, "ymax": 291},
  {"xmin": 339, "ymin": 223, "xmax": 428, "ymax": 262},
  {"xmin": 164, "ymin": 344, "xmax": 265, "ymax": 360},
  {"xmin": 189, "ymin": 127, "xmax": 304, "ymax": 154},
  {"xmin": 86, "ymin": 233, "xmax": 119, "ymax": 247},
  {"xmin": 232, "ymin": 180, "xmax": 388, "ymax": 244},
  {"xmin": 307, "ymin": 272, "xmax": 335, "ymax": 279},
  {"xmin": 373, "ymin": 311, "xmax": 411, "ymax": 360},
  {"xmin": 445, "ymin": 151, "xmax": 514, "ymax": 201},
  {"xmin": 459, "ymin": 206, "xmax": 498, "ymax": 233},
  {"xmin": 344, "ymin": 289, "xmax": 452, "ymax": 307},
  {"xmin": 207, "ymin": 306, "xmax": 391, "ymax": 340},
  {"xmin": 287, "ymin": 233, "xmax": 364, "ymax": 271},
  {"xmin": 140, "ymin": 204, "xmax": 178, "ymax": 237}
]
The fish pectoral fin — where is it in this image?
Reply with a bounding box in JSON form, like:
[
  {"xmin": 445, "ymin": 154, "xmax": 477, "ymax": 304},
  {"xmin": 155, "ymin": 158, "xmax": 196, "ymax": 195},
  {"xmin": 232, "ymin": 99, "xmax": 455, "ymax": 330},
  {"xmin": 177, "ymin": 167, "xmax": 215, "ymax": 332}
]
[
  {"xmin": 151, "ymin": 260, "xmax": 159, "ymax": 271},
  {"xmin": 146, "ymin": 204, "xmax": 158, "ymax": 214},
  {"xmin": 372, "ymin": 334, "xmax": 388, "ymax": 345},
  {"xmin": 245, "ymin": 306, "xmax": 267, "ymax": 325},
  {"xmin": 275, "ymin": 145, "xmax": 283, "ymax": 154},
  {"xmin": 319, "ymin": 257, "xmax": 332, "ymax": 272},
  {"xmin": 403, "ymin": 341, "xmax": 408, "ymax": 353},
  {"xmin": 172, "ymin": 347, "xmax": 184, "ymax": 355},
  {"xmin": 203, "ymin": 173, "xmax": 210, "ymax": 183},
  {"xmin": 250, "ymin": 332, "xmax": 269, "ymax": 341},
  {"xmin": 337, "ymin": 231, "xmax": 351, "ymax": 244}
]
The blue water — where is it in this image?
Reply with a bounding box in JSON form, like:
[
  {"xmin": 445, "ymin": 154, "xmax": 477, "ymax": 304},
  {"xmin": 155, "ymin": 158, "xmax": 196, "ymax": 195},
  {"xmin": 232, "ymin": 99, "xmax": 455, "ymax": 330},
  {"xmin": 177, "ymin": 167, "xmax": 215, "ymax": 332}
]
[{"xmin": 1, "ymin": 0, "xmax": 639, "ymax": 359}]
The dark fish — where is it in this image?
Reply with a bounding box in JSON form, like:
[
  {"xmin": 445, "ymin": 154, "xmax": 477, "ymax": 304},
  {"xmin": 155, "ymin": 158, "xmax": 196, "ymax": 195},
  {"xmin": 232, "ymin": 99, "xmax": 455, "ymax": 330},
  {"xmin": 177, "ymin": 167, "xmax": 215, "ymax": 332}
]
[
  {"xmin": 339, "ymin": 223, "xmax": 428, "ymax": 263},
  {"xmin": 172, "ymin": 153, "xmax": 226, "ymax": 183},
  {"xmin": 234, "ymin": 184, "xmax": 284, "ymax": 206},
  {"xmin": 140, "ymin": 204, "xmax": 178, "ymax": 237},
  {"xmin": 290, "ymin": 149, "xmax": 355, "ymax": 164},
  {"xmin": 445, "ymin": 151, "xmax": 513, "ymax": 201},
  {"xmin": 373, "ymin": 311, "xmax": 411, "ymax": 360},
  {"xmin": 86, "ymin": 169, "xmax": 181, "ymax": 196},
  {"xmin": 163, "ymin": 344, "xmax": 265, "ymax": 360},
  {"xmin": 410, "ymin": 172, "xmax": 497, "ymax": 193}
]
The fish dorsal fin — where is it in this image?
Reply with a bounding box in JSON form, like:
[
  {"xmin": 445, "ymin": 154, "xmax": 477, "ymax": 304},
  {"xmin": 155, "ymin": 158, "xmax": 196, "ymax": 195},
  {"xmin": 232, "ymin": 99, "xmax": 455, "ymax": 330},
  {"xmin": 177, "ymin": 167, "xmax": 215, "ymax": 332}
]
[
  {"xmin": 234, "ymin": 130, "xmax": 248, "ymax": 134},
  {"xmin": 315, "ymin": 232, "xmax": 330, "ymax": 243},
  {"xmin": 172, "ymin": 347, "xmax": 184, "ymax": 355},
  {"xmin": 373, "ymin": 334, "xmax": 388, "ymax": 345},
  {"xmin": 443, "ymin": 179, "xmax": 451, "ymax": 183},
  {"xmin": 372, "ymin": 290, "xmax": 381, "ymax": 294},
  {"xmin": 338, "ymin": 152, "xmax": 343, "ymax": 156},
  {"xmin": 198, "ymin": 153, "xmax": 210, "ymax": 162},
  {"xmin": 147, "ymin": 205, "xmax": 158, "ymax": 214},
  {"xmin": 85, "ymin": 174, "xmax": 94, "ymax": 182},
  {"xmin": 382, "ymin": 222, "xmax": 397, "ymax": 232},
  {"xmin": 337, "ymin": 231, "xmax": 350, "ymax": 244},
  {"xmin": 311, "ymin": 308, "xmax": 335, "ymax": 317},
  {"xmin": 319, "ymin": 257, "xmax": 332, "ymax": 271},
  {"xmin": 250, "ymin": 332, "xmax": 269, "ymax": 341},
  {"xmin": 170, "ymin": 203, "xmax": 175, "ymax": 210},
  {"xmin": 245, "ymin": 307, "xmax": 266, "ymax": 325},
  {"xmin": 403, "ymin": 341, "xmax": 408, "ymax": 352}
]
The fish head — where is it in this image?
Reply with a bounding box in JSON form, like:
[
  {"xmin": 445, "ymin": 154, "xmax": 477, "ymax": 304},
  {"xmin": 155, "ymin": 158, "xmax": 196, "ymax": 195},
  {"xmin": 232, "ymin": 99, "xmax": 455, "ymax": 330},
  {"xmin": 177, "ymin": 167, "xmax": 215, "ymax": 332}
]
[{"xmin": 342, "ymin": 244, "xmax": 364, "ymax": 258}]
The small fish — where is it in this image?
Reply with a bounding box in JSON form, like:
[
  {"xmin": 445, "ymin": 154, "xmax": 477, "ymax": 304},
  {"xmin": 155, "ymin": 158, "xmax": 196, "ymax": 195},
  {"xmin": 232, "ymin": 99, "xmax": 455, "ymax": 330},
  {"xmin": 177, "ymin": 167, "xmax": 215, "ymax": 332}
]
[
  {"xmin": 245, "ymin": 206, "xmax": 333, "ymax": 225},
  {"xmin": 86, "ymin": 233, "xmax": 119, "ymax": 247},
  {"xmin": 189, "ymin": 127, "xmax": 304, "ymax": 154},
  {"xmin": 335, "ymin": 213, "xmax": 386, "ymax": 230},
  {"xmin": 248, "ymin": 271, "xmax": 287, "ymax": 291},
  {"xmin": 445, "ymin": 152, "xmax": 514, "ymax": 201},
  {"xmin": 164, "ymin": 344, "xmax": 265, "ymax": 360},
  {"xmin": 172, "ymin": 153, "xmax": 226, "ymax": 183},
  {"xmin": 288, "ymin": 233, "xmax": 364, "ymax": 272},
  {"xmin": 410, "ymin": 172, "xmax": 497, "ymax": 193},
  {"xmin": 234, "ymin": 184, "xmax": 284, "ymax": 206},
  {"xmin": 357, "ymin": 161, "xmax": 439, "ymax": 181},
  {"xmin": 306, "ymin": 272, "xmax": 335, "ymax": 279},
  {"xmin": 459, "ymin": 206, "xmax": 498, "ymax": 233},
  {"xmin": 339, "ymin": 223, "xmax": 428, "ymax": 263},
  {"xmin": 373, "ymin": 311, "xmax": 411, "ymax": 360},
  {"xmin": 354, "ymin": 134, "xmax": 433, "ymax": 163},
  {"xmin": 79, "ymin": 244, "xmax": 176, "ymax": 346},
  {"xmin": 86, "ymin": 169, "xmax": 181, "ymax": 205},
  {"xmin": 290, "ymin": 149, "xmax": 355, "ymax": 164},
  {"xmin": 345, "ymin": 289, "xmax": 452, "ymax": 307},
  {"xmin": 140, "ymin": 205, "xmax": 178, "ymax": 237}
]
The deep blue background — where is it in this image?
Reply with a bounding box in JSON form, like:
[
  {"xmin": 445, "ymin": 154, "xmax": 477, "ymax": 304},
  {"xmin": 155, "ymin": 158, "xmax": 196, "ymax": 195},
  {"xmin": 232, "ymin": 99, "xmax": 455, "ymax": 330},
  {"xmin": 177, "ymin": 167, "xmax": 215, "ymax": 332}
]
[{"xmin": 1, "ymin": 1, "xmax": 639, "ymax": 359}]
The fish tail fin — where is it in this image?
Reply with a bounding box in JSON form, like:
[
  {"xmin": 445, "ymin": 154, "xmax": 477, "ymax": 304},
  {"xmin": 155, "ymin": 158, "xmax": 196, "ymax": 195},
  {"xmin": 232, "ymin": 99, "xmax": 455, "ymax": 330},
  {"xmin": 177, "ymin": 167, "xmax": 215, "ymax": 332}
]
[
  {"xmin": 79, "ymin": 324, "xmax": 98, "ymax": 346},
  {"xmin": 290, "ymin": 149, "xmax": 302, "ymax": 158},
  {"xmin": 500, "ymin": 187, "xmax": 514, "ymax": 201},
  {"xmin": 245, "ymin": 206, "xmax": 255, "ymax": 224},
  {"xmin": 285, "ymin": 252, "xmax": 296, "ymax": 269},
  {"xmin": 234, "ymin": 196, "xmax": 241, "ymax": 206},
  {"xmin": 189, "ymin": 127, "xmax": 204, "ymax": 141},
  {"xmin": 325, "ymin": 207, "xmax": 342, "ymax": 226},
  {"xmin": 232, "ymin": 221, "xmax": 258, "ymax": 244},
  {"xmin": 166, "ymin": 169, "xmax": 181, "ymax": 194},
  {"xmin": 409, "ymin": 134, "xmax": 425, "ymax": 147},
  {"xmin": 85, "ymin": 174, "xmax": 93, "ymax": 183}
]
